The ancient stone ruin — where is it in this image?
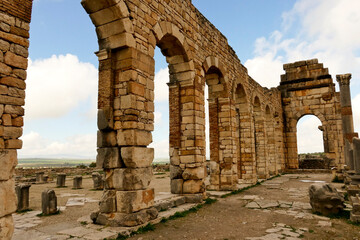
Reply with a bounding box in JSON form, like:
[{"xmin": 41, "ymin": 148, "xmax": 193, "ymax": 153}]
[{"xmin": 0, "ymin": 0, "xmax": 359, "ymax": 238}]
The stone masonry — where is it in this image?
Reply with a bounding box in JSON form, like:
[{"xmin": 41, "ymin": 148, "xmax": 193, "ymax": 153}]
[{"xmin": 1, "ymin": 0, "xmax": 358, "ymax": 236}]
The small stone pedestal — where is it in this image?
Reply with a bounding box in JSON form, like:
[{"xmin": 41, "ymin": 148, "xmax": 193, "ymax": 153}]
[
  {"xmin": 92, "ymin": 172, "xmax": 104, "ymax": 190},
  {"xmin": 56, "ymin": 173, "xmax": 66, "ymax": 187},
  {"xmin": 36, "ymin": 172, "xmax": 45, "ymax": 183},
  {"xmin": 346, "ymin": 185, "xmax": 360, "ymax": 197},
  {"xmin": 73, "ymin": 176, "xmax": 82, "ymax": 189},
  {"xmin": 15, "ymin": 184, "xmax": 31, "ymax": 212},
  {"xmin": 42, "ymin": 189, "xmax": 58, "ymax": 215}
]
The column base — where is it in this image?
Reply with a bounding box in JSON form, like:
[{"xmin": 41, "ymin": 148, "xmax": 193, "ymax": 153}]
[{"xmin": 91, "ymin": 207, "xmax": 158, "ymax": 227}]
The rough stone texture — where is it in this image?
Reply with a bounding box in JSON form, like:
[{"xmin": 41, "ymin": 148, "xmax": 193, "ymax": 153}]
[
  {"xmin": 309, "ymin": 183, "xmax": 344, "ymax": 216},
  {"xmin": 116, "ymin": 189, "xmax": 155, "ymax": 213},
  {"xmin": 121, "ymin": 147, "xmax": 154, "ymax": 168},
  {"xmin": 73, "ymin": 176, "xmax": 83, "ymax": 189},
  {"xmin": 92, "ymin": 172, "xmax": 104, "ymax": 190},
  {"xmin": 98, "ymin": 190, "xmax": 117, "ymax": 213},
  {"xmin": 0, "ymin": 179, "xmax": 17, "ymax": 218},
  {"xmin": 350, "ymin": 194, "xmax": 360, "ymax": 222},
  {"xmin": 0, "ymin": 214, "xmax": 14, "ymax": 240},
  {"xmin": 15, "ymin": 184, "xmax": 30, "ymax": 212},
  {"xmin": 41, "ymin": 189, "xmax": 58, "ymax": 215},
  {"xmin": 354, "ymin": 138, "xmax": 360, "ymax": 174},
  {"xmin": 104, "ymin": 167, "xmax": 152, "ymax": 190},
  {"xmin": 56, "ymin": 173, "xmax": 66, "ymax": 187},
  {"xmin": 0, "ymin": 150, "xmax": 17, "ymax": 180},
  {"xmin": 35, "ymin": 172, "xmax": 44, "ymax": 183}
]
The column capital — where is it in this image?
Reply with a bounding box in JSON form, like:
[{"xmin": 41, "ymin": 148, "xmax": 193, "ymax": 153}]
[{"xmin": 336, "ymin": 73, "xmax": 352, "ymax": 86}]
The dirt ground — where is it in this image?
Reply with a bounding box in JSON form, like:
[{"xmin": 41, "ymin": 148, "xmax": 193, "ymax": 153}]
[{"xmin": 13, "ymin": 172, "xmax": 360, "ymax": 240}]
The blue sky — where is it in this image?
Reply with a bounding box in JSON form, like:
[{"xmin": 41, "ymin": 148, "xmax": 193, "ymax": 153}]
[{"xmin": 19, "ymin": 0, "xmax": 360, "ymax": 159}]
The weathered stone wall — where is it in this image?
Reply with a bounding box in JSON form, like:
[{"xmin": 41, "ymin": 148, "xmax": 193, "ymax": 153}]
[
  {"xmin": 279, "ymin": 59, "xmax": 344, "ymax": 169},
  {"xmin": 0, "ymin": 0, "xmax": 32, "ymax": 238}
]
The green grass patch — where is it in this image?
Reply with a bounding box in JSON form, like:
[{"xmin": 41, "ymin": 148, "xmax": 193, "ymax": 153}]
[
  {"xmin": 332, "ymin": 175, "xmax": 344, "ymax": 183},
  {"xmin": 154, "ymin": 172, "xmax": 166, "ymax": 175},
  {"xmin": 80, "ymin": 221, "xmax": 88, "ymax": 226},
  {"xmin": 204, "ymin": 197, "xmax": 217, "ymax": 205},
  {"xmin": 115, "ymin": 223, "xmax": 155, "ymax": 240}
]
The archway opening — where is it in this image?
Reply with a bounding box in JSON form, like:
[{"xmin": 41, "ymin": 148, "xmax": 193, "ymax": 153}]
[{"xmin": 297, "ymin": 115, "xmax": 327, "ymax": 169}]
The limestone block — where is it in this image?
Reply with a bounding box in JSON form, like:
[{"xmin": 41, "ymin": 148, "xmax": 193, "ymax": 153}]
[
  {"xmin": 171, "ymin": 179, "xmax": 183, "ymax": 194},
  {"xmin": 0, "ymin": 150, "xmax": 17, "ymax": 181},
  {"xmin": 99, "ymin": 190, "xmax": 117, "ymax": 213},
  {"xmin": 97, "ymin": 108, "xmax": 113, "ymax": 130},
  {"xmin": 4, "ymin": 51, "xmax": 27, "ymax": 69},
  {"xmin": 93, "ymin": 207, "xmax": 158, "ymax": 227},
  {"xmin": 185, "ymin": 194, "xmax": 204, "ymax": 203},
  {"xmin": 309, "ymin": 183, "xmax": 344, "ymax": 216},
  {"xmin": 0, "ymin": 215, "xmax": 14, "ymax": 240},
  {"xmin": 36, "ymin": 172, "xmax": 44, "ymax": 183},
  {"xmin": 183, "ymin": 180, "xmax": 203, "ymax": 194},
  {"xmin": 15, "ymin": 184, "xmax": 31, "ymax": 212},
  {"xmin": 92, "ymin": 172, "xmax": 104, "ymax": 190},
  {"xmin": 116, "ymin": 188, "xmax": 154, "ymax": 213},
  {"xmin": 97, "ymin": 147, "xmax": 122, "ymax": 169},
  {"xmin": 121, "ymin": 147, "xmax": 153, "ymax": 168},
  {"xmin": 97, "ymin": 130, "xmax": 117, "ymax": 148},
  {"xmin": 5, "ymin": 139, "xmax": 22, "ymax": 149},
  {"xmin": 0, "ymin": 179, "xmax": 17, "ymax": 218},
  {"xmin": 3, "ymin": 127, "xmax": 22, "ymax": 139},
  {"xmin": 41, "ymin": 189, "xmax": 58, "ymax": 215},
  {"xmin": 170, "ymin": 165, "xmax": 183, "ymax": 179},
  {"xmin": 104, "ymin": 167, "xmax": 152, "ymax": 190},
  {"xmin": 56, "ymin": 174, "xmax": 66, "ymax": 187},
  {"xmin": 182, "ymin": 167, "xmax": 205, "ymax": 180},
  {"xmin": 117, "ymin": 129, "xmax": 152, "ymax": 146},
  {"xmin": 73, "ymin": 176, "xmax": 83, "ymax": 189}
]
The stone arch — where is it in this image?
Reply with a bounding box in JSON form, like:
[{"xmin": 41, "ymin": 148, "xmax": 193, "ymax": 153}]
[
  {"xmin": 203, "ymin": 58, "xmax": 236, "ymax": 190},
  {"xmin": 253, "ymin": 95, "xmax": 268, "ymax": 179}
]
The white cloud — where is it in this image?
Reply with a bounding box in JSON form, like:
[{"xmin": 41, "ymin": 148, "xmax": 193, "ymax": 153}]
[
  {"xmin": 154, "ymin": 68, "xmax": 169, "ymax": 102},
  {"xmin": 25, "ymin": 54, "xmax": 98, "ymax": 120},
  {"xmin": 297, "ymin": 116, "xmax": 323, "ymax": 153},
  {"xmin": 245, "ymin": 0, "xmax": 360, "ymax": 88},
  {"xmin": 20, "ymin": 131, "xmax": 96, "ymax": 158},
  {"xmin": 150, "ymin": 139, "xmax": 169, "ymax": 159}
]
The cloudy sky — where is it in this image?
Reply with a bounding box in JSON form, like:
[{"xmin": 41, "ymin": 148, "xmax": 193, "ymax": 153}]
[{"xmin": 19, "ymin": 0, "xmax": 360, "ymax": 159}]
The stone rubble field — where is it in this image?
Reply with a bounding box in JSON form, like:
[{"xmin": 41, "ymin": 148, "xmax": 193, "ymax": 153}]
[{"xmin": 11, "ymin": 173, "xmax": 360, "ymax": 240}]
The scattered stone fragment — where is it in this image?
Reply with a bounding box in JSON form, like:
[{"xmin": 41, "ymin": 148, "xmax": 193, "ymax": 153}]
[{"xmin": 309, "ymin": 183, "xmax": 345, "ymax": 216}]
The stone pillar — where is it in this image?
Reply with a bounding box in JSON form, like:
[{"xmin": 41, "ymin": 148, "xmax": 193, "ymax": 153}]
[
  {"xmin": 36, "ymin": 172, "xmax": 45, "ymax": 183},
  {"xmin": 41, "ymin": 189, "xmax": 58, "ymax": 215},
  {"xmin": 354, "ymin": 138, "xmax": 360, "ymax": 174},
  {"xmin": 92, "ymin": 172, "xmax": 104, "ymax": 190},
  {"xmin": 336, "ymin": 74, "xmax": 358, "ymax": 169},
  {"xmin": 73, "ymin": 176, "xmax": 82, "ymax": 189},
  {"xmin": 15, "ymin": 184, "xmax": 31, "ymax": 212},
  {"xmin": 56, "ymin": 174, "xmax": 66, "ymax": 187}
]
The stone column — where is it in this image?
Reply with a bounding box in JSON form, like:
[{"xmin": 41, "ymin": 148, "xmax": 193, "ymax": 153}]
[
  {"xmin": 92, "ymin": 172, "xmax": 104, "ymax": 190},
  {"xmin": 56, "ymin": 174, "xmax": 66, "ymax": 187},
  {"xmin": 336, "ymin": 74, "xmax": 358, "ymax": 169},
  {"xmin": 36, "ymin": 172, "xmax": 45, "ymax": 183},
  {"xmin": 41, "ymin": 189, "xmax": 58, "ymax": 215},
  {"xmin": 15, "ymin": 184, "xmax": 31, "ymax": 212},
  {"xmin": 73, "ymin": 176, "xmax": 82, "ymax": 189}
]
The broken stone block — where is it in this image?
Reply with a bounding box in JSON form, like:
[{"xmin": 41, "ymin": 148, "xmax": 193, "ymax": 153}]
[
  {"xmin": 56, "ymin": 173, "xmax": 66, "ymax": 187},
  {"xmin": 99, "ymin": 190, "xmax": 117, "ymax": 213},
  {"xmin": 97, "ymin": 130, "xmax": 117, "ymax": 148},
  {"xmin": 15, "ymin": 184, "xmax": 31, "ymax": 212},
  {"xmin": 184, "ymin": 194, "xmax": 204, "ymax": 203},
  {"xmin": 309, "ymin": 183, "xmax": 344, "ymax": 216},
  {"xmin": 104, "ymin": 167, "xmax": 152, "ymax": 190},
  {"xmin": 170, "ymin": 165, "xmax": 183, "ymax": 179},
  {"xmin": 182, "ymin": 167, "xmax": 205, "ymax": 180},
  {"xmin": 92, "ymin": 172, "xmax": 104, "ymax": 190},
  {"xmin": 41, "ymin": 189, "xmax": 58, "ymax": 215},
  {"xmin": 121, "ymin": 147, "xmax": 154, "ymax": 168},
  {"xmin": 183, "ymin": 180, "xmax": 204, "ymax": 194},
  {"xmin": 73, "ymin": 176, "xmax": 82, "ymax": 189},
  {"xmin": 116, "ymin": 188, "xmax": 154, "ymax": 213},
  {"xmin": 92, "ymin": 207, "xmax": 158, "ymax": 227},
  {"xmin": 117, "ymin": 129, "xmax": 152, "ymax": 146},
  {"xmin": 96, "ymin": 147, "xmax": 122, "ymax": 169},
  {"xmin": 36, "ymin": 172, "xmax": 44, "ymax": 183},
  {"xmin": 97, "ymin": 108, "xmax": 113, "ymax": 130},
  {"xmin": 171, "ymin": 179, "xmax": 183, "ymax": 194}
]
